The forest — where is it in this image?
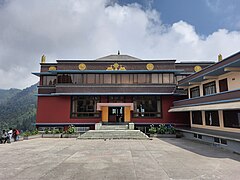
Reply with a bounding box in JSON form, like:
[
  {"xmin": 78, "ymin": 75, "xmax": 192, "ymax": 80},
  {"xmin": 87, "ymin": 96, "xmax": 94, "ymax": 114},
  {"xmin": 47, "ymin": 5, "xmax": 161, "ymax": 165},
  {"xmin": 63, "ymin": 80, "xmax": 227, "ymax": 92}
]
[{"xmin": 0, "ymin": 84, "xmax": 37, "ymax": 131}]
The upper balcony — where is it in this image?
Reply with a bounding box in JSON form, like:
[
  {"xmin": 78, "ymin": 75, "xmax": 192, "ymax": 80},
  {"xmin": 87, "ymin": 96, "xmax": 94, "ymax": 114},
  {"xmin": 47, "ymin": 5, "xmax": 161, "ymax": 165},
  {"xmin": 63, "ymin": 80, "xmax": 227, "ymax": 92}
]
[
  {"xmin": 172, "ymin": 88, "xmax": 240, "ymax": 108},
  {"xmin": 54, "ymin": 84, "xmax": 176, "ymax": 95}
]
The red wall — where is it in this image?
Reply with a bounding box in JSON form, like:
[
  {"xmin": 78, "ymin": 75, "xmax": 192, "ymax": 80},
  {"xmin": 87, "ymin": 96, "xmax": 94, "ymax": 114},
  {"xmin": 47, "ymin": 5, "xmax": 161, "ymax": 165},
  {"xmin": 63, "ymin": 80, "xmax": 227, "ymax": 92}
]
[
  {"xmin": 37, "ymin": 95, "xmax": 189, "ymax": 126},
  {"xmin": 36, "ymin": 96, "xmax": 101, "ymax": 124}
]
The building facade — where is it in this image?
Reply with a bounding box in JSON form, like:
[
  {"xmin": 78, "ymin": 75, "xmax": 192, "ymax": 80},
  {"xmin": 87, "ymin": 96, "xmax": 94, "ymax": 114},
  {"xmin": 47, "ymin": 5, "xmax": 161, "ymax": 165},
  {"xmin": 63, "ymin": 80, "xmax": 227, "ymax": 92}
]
[
  {"xmin": 33, "ymin": 54, "xmax": 212, "ymax": 130},
  {"xmin": 170, "ymin": 51, "xmax": 240, "ymax": 133}
]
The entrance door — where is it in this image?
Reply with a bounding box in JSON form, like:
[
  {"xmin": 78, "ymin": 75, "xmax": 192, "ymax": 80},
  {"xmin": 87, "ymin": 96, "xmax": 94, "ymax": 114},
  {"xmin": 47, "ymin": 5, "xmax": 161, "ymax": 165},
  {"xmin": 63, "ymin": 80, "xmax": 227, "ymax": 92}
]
[{"xmin": 108, "ymin": 107, "xmax": 124, "ymax": 123}]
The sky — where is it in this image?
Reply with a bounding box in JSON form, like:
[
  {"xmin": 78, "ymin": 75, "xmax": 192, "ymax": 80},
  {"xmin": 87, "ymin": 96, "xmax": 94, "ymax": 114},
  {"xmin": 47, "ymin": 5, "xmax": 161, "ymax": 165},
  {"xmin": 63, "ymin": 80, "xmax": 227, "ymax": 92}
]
[{"xmin": 0, "ymin": 0, "xmax": 240, "ymax": 89}]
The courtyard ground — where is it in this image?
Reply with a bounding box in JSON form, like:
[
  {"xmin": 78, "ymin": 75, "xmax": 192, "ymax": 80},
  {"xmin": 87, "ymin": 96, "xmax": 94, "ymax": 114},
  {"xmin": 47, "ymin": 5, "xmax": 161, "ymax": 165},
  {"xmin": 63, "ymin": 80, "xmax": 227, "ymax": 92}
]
[{"xmin": 0, "ymin": 138, "xmax": 239, "ymax": 180}]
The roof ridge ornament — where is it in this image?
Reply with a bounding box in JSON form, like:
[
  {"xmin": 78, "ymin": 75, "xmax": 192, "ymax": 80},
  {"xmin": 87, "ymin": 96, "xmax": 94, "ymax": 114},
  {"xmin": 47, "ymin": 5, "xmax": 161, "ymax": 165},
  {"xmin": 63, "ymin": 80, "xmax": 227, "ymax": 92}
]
[
  {"xmin": 41, "ymin": 54, "xmax": 46, "ymax": 63},
  {"xmin": 106, "ymin": 62, "xmax": 126, "ymax": 71},
  {"xmin": 218, "ymin": 54, "xmax": 222, "ymax": 61}
]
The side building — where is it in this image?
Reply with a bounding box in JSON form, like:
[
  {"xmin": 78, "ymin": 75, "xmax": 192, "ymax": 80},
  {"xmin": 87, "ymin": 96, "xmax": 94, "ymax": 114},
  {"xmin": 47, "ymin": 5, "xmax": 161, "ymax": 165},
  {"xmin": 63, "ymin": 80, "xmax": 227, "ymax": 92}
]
[
  {"xmin": 169, "ymin": 51, "xmax": 240, "ymax": 152},
  {"xmin": 33, "ymin": 54, "xmax": 212, "ymax": 131}
]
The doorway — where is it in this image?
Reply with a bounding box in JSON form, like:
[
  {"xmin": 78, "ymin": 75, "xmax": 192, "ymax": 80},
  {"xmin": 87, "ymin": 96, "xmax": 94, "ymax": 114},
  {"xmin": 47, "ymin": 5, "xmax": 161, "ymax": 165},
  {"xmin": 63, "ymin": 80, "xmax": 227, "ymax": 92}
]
[{"xmin": 108, "ymin": 107, "xmax": 124, "ymax": 123}]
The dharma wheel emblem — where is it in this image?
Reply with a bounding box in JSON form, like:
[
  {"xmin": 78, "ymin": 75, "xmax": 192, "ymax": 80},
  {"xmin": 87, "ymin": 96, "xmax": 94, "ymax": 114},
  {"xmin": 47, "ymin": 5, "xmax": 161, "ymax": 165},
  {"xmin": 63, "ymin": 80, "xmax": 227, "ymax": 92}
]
[
  {"xmin": 194, "ymin": 65, "xmax": 202, "ymax": 72},
  {"xmin": 48, "ymin": 66, "xmax": 56, "ymax": 71},
  {"xmin": 146, "ymin": 63, "xmax": 154, "ymax": 70},
  {"xmin": 106, "ymin": 63, "xmax": 126, "ymax": 70},
  {"xmin": 79, "ymin": 63, "xmax": 86, "ymax": 70}
]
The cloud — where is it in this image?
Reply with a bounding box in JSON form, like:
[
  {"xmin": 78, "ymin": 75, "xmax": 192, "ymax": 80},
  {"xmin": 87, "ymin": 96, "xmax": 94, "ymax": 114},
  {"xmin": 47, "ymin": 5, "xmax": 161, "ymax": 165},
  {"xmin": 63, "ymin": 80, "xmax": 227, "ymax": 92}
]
[{"xmin": 0, "ymin": 0, "xmax": 240, "ymax": 89}]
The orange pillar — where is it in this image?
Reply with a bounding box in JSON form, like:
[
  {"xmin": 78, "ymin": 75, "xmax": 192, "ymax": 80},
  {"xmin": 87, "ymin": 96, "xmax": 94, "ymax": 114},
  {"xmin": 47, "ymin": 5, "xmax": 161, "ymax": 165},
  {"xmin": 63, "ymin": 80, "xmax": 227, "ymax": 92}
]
[
  {"xmin": 124, "ymin": 106, "xmax": 131, "ymax": 122},
  {"xmin": 101, "ymin": 106, "xmax": 108, "ymax": 122}
]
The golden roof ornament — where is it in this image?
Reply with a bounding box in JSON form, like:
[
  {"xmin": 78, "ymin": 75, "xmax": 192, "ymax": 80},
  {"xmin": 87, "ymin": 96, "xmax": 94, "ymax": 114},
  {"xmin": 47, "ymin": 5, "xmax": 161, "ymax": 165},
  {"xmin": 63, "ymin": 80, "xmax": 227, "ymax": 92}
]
[
  {"xmin": 194, "ymin": 65, "xmax": 202, "ymax": 72},
  {"xmin": 41, "ymin": 55, "xmax": 46, "ymax": 63},
  {"xmin": 146, "ymin": 63, "xmax": 154, "ymax": 70},
  {"xmin": 48, "ymin": 66, "xmax": 56, "ymax": 71},
  {"xmin": 106, "ymin": 65, "xmax": 114, "ymax": 70},
  {"xmin": 119, "ymin": 65, "xmax": 126, "ymax": 70},
  {"xmin": 79, "ymin": 63, "xmax": 86, "ymax": 70},
  {"xmin": 218, "ymin": 54, "xmax": 222, "ymax": 61},
  {"xmin": 113, "ymin": 63, "xmax": 119, "ymax": 70},
  {"xmin": 106, "ymin": 63, "xmax": 126, "ymax": 70}
]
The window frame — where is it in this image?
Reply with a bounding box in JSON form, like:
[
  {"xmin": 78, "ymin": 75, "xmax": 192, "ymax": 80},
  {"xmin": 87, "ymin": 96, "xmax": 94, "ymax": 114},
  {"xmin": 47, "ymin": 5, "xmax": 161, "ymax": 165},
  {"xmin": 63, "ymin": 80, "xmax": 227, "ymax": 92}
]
[{"xmin": 203, "ymin": 81, "xmax": 216, "ymax": 95}]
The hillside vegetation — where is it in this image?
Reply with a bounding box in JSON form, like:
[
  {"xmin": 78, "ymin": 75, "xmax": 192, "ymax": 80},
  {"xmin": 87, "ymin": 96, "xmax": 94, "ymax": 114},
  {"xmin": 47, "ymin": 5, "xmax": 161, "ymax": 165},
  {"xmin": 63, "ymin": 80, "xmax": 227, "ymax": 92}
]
[
  {"xmin": 0, "ymin": 84, "xmax": 37, "ymax": 131},
  {"xmin": 0, "ymin": 88, "xmax": 21, "ymax": 104}
]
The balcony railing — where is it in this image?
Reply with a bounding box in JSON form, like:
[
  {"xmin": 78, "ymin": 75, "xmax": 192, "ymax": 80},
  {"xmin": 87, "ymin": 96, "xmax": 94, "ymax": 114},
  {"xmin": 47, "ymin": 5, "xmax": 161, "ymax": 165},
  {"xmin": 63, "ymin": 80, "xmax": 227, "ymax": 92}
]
[{"xmin": 173, "ymin": 89, "xmax": 240, "ymax": 107}]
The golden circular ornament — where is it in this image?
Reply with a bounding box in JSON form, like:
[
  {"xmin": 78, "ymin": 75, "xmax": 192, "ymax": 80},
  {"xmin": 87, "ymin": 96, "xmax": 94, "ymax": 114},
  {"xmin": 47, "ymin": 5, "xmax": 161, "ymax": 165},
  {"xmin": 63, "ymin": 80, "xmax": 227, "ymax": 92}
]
[
  {"xmin": 146, "ymin": 63, "xmax": 154, "ymax": 70},
  {"xmin": 194, "ymin": 65, "xmax": 202, "ymax": 72},
  {"xmin": 48, "ymin": 66, "xmax": 56, "ymax": 71},
  {"xmin": 79, "ymin": 63, "xmax": 86, "ymax": 70}
]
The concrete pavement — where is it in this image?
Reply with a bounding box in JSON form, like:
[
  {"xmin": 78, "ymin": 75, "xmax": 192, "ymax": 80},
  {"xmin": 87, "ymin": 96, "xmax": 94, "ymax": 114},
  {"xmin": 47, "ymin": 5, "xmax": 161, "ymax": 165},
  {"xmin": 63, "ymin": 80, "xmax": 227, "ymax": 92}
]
[{"xmin": 0, "ymin": 138, "xmax": 239, "ymax": 180}]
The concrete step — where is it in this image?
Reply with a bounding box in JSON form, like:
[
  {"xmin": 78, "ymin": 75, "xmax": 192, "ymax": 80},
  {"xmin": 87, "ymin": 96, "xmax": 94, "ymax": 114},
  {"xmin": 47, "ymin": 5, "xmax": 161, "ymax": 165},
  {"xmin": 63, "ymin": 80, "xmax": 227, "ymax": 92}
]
[
  {"xmin": 78, "ymin": 130, "xmax": 149, "ymax": 140},
  {"xmin": 99, "ymin": 125, "xmax": 128, "ymax": 130}
]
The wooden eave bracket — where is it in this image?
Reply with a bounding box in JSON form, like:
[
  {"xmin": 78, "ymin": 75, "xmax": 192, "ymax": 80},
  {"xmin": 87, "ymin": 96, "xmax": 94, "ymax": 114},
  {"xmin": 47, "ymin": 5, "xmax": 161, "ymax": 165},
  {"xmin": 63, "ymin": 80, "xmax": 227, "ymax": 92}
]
[
  {"xmin": 188, "ymin": 82, "xmax": 201, "ymax": 85},
  {"xmin": 203, "ymin": 76, "xmax": 218, "ymax": 80},
  {"xmin": 224, "ymin": 67, "xmax": 240, "ymax": 72}
]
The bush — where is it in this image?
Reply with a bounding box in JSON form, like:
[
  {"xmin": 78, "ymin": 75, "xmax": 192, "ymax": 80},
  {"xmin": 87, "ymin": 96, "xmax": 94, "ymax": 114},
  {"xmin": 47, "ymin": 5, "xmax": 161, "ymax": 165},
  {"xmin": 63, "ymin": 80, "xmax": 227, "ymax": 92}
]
[
  {"xmin": 44, "ymin": 128, "xmax": 49, "ymax": 134},
  {"xmin": 157, "ymin": 124, "xmax": 167, "ymax": 134},
  {"xmin": 64, "ymin": 125, "xmax": 76, "ymax": 134},
  {"xmin": 59, "ymin": 129, "xmax": 63, "ymax": 133},
  {"xmin": 53, "ymin": 129, "xmax": 60, "ymax": 134},
  {"xmin": 149, "ymin": 124, "xmax": 157, "ymax": 134},
  {"xmin": 31, "ymin": 129, "xmax": 38, "ymax": 135},
  {"xmin": 22, "ymin": 129, "xmax": 39, "ymax": 137},
  {"xmin": 22, "ymin": 131, "xmax": 31, "ymax": 137},
  {"xmin": 167, "ymin": 126, "xmax": 175, "ymax": 134}
]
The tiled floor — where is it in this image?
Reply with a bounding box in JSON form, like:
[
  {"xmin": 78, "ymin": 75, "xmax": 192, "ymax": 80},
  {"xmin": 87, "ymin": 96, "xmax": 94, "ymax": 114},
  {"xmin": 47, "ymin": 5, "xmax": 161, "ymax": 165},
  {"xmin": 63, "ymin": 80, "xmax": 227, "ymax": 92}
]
[{"xmin": 0, "ymin": 138, "xmax": 239, "ymax": 180}]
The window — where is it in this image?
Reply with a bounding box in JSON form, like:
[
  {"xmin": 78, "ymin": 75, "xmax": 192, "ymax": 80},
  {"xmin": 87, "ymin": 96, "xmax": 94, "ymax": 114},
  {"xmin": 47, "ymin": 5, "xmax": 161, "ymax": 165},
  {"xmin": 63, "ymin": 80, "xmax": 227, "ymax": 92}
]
[
  {"xmin": 138, "ymin": 74, "xmax": 146, "ymax": 83},
  {"xmin": 214, "ymin": 137, "xmax": 220, "ymax": 143},
  {"xmin": 58, "ymin": 74, "xmax": 72, "ymax": 84},
  {"xmin": 56, "ymin": 73, "xmax": 176, "ymax": 85},
  {"xmin": 192, "ymin": 111, "xmax": 202, "ymax": 125},
  {"xmin": 163, "ymin": 74, "xmax": 170, "ymax": 83},
  {"xmin": 122, "ymin": 74, "xmax": 130, "ymax": 84},
  {"xmin": 214, "ymin": 137, "xmax": 227, "ymax": 145},
  {"xmin": 133, "ymin": 96, "xmax": 162, "ymax": 118},
  {"xmin": 87, "ymin": 74, "xmax": 95, "ymax": 84},
  {"xmin": 190, "ymin": 86, "xmax": 200, "ymax": 98},
  {"xmin": 219, "ymin": 78, "xmax": 228, "ymax": 92},
  {"xmin": 71, "ymin": 96, "xmax": 100, "ymax": 118},
  {"xmin": 205, "ymin": 111, "xmax": 219, "ymax": 126},
  {"xmin": 176, "ymin": 75, "xmax": 187, "ymax": 82},
  {"xmin": 193, "ymin": 133, "xmax": 202, "ymax": 139},
  {"xmin": 223, "ymin": 110, "xmax": 240, "ymax": 129},
  {"xmin": 42, "ymin": 76, "xmax": 57, "ymax": 86},
  {"xmin": 103, "ymin": 74, "xmax": 111, "ymax": 84},
  {"xmin": 152, "ymin": 74, "xmax": 158, "ymax": 83},
  {"xmin": 203, "ymin": 81, "xmax": 216, "ymax": 95}
]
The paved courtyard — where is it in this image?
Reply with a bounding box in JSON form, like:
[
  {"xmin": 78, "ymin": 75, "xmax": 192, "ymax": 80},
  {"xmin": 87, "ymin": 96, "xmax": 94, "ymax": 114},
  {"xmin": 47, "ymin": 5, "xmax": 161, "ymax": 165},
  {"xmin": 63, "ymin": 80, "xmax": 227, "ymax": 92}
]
[{"xmin": 0, "ymin": 138, "xmax": 239, "ymax": 180}]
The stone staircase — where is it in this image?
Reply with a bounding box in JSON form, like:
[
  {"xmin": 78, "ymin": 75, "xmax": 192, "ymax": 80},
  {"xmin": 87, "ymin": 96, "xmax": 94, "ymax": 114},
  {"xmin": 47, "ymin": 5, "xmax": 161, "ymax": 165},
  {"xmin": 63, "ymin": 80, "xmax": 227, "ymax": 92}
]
[
  {"xmin": 78, "ymin": 125, "xmax": 149, "ymax": 140},
  {"xmin": 99, "ymin": 125, "xmax": 128, "ymax": 130}
]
